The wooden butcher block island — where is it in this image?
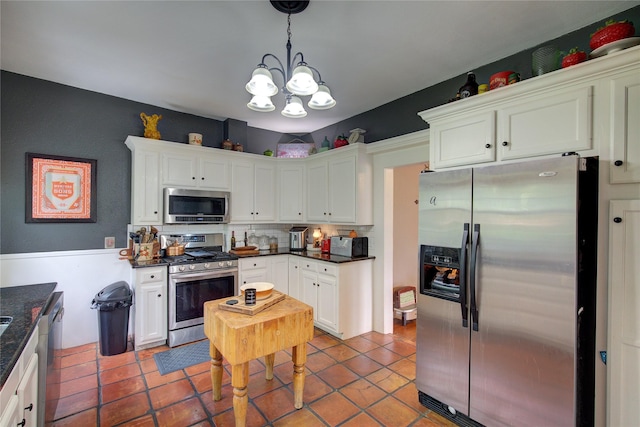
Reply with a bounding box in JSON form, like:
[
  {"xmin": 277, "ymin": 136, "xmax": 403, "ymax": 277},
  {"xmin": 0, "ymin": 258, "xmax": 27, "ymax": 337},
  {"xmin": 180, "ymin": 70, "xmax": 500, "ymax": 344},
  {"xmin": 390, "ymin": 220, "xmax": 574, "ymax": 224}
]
[{"xmin": 203, "ymin": 293, "xmax": 314, "ymax": 427}]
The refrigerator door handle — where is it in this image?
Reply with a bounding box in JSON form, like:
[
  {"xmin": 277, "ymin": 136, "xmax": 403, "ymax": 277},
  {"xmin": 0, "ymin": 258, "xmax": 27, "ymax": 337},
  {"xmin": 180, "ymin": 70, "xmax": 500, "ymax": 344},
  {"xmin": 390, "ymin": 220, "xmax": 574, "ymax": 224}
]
[
  {"xmin": 459, "ymin": 223, "xmax": 469, "ymax": 328},
  {"xmin": 470, "ymin": 223, "xmax": 480, "ymax": 331}
]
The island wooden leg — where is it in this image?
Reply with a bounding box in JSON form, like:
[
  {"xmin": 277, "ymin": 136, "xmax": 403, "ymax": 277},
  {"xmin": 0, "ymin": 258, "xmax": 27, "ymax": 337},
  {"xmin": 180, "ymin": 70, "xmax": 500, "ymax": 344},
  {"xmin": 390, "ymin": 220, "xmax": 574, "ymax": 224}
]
[
  {"xmin": 210, "ymin": 343, "xmax": 223, "ymax": 401},
  {"xmin": 264, "ymin": 353, "xmax": 275, "ymax": 380},
  {"xmin": 232, "ymin": 362, "xmax": 249, "ymax": 427},
  {"xmin": 291, "ymin": 343, "xmax": 307, "ymax": 409}
]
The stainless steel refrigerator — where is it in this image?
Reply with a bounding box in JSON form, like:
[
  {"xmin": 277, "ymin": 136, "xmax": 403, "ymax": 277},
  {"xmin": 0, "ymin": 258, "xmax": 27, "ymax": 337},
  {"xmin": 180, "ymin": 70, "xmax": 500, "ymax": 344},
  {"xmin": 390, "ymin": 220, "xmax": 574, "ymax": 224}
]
[{"xmin": 416, "ymin": 156, "xmax": 597, "ymax": 427}]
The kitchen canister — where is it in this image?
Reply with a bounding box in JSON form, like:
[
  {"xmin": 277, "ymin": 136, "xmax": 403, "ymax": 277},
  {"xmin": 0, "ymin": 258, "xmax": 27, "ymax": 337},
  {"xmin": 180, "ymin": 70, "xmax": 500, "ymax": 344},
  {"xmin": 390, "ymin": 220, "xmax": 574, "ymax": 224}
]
[{"xmin": 532, "ymin": 45, "xmax": 562, "ymax": 76}]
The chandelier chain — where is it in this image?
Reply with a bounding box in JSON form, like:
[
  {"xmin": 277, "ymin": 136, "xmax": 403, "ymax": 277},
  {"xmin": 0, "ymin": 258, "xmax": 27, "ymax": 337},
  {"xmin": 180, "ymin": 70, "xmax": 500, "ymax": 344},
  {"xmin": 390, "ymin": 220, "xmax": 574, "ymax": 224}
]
[{"xmin": 287, "ymin": 13, "xmax": 292, "ymax": 44}]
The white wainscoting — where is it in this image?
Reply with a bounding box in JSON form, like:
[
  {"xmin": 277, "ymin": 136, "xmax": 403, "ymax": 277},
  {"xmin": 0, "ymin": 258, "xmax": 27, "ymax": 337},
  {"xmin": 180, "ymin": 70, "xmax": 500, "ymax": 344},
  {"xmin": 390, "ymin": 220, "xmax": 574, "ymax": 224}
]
[{"xmin": 1, "ymin": 249, "xmax": 132, "ymax": 349}]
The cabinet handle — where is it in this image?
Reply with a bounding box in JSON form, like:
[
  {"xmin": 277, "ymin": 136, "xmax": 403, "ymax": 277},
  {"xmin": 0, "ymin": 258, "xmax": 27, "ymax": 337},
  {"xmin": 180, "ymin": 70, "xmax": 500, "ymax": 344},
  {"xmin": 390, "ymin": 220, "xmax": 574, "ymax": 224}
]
[
  {"xmin": 24, "ymin": 403, "xmax": 33, "ymax": 412},
  {"xmin": 201, "ymin": 177, "xmax": 205, "ymax": 180},
  {"xmin": 256, "ymin": 212, "xmax": 259, "ymax": 215},
  {"xmin": 502, "ymin": 141, "xmax": 508, "ymax": 147},
  {"xmin": 192, "ymin": 177, "xmax": 196, "ymax": 180},
  {"xmin": 613, "ymin": 217, "xmax": 622, "ymax": 223},
  {"xmin": 323, "ymin": 212, "xmax": 327, "ymax": 216},
  {"xmin": 157, "ymin": 294, "xmax": 162, "ymax": 298},
  {"xmin": 329, "ymin": 212, "xmax": 332, "ymax": 216},
  {"xmin": 18, "ymin": 419, "xmax": 26, "ymax": 427},
  {"xmin": 150, "ymin": 275, "xmax": 155, "ymax": 279},
  {"xmin": 485, "ymin": 143, "xmax": 491, "ymax": 149},
  {"xmin": 614, "ymin": 160, "xmax": 623, "ymax": 166},
  {"xmin": 153, "ymin": 211, "xmax": 158, "ymax": 214}
]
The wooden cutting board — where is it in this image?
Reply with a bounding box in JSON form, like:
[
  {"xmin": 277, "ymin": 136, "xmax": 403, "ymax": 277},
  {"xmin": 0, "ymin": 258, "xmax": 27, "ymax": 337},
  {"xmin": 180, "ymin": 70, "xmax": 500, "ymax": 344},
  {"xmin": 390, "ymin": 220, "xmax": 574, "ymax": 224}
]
[
  {"xmin": 218, "ymin": 290, "xmax": 285, "ymax": 315},
  {"xmin": 230, "ymin": 249, "xmax": 260, "ymax": 255}
]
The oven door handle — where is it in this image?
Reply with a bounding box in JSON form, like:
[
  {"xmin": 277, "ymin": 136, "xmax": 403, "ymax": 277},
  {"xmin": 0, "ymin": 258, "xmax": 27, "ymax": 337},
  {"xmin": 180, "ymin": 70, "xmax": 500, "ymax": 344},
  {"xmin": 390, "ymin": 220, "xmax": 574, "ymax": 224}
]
[{"xmin": 171, "ymin": 270, "xmax": 237, "ymax": 280}]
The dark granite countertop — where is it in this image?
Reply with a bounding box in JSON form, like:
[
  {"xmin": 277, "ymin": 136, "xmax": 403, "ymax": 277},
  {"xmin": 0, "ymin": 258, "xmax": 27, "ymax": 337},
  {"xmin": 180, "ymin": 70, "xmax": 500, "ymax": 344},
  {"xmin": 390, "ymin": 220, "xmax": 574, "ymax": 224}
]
[
  {"xmin": 0, "ymin": 282, "xmax": 57, "ymax": 388},
  {"xmin": 235, "ymin": 248, "xmax": 375, "ymax": 263},
  {"xmin": 129, "ymin": 258, "xmax": 169, "ymax": 269}
]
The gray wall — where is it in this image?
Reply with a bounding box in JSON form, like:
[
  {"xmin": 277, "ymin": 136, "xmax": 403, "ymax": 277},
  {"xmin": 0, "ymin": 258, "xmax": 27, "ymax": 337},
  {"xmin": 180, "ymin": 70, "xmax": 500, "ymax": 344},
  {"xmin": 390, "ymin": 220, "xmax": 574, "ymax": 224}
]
[{"xmin": 2, "ymin": 5, "xmax": 638, "ymax": 254}]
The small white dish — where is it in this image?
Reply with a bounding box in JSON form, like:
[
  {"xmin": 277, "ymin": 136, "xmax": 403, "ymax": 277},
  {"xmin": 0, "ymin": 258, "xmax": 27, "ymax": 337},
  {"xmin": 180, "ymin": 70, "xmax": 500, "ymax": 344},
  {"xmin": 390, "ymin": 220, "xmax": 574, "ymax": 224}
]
[
  {"xmin": 240, "ymin": 282, "xmax": 274, "ymax": 300},
  {"xmin": 590, "ymin": 37, "xmax": 640, "ymax": 58}
]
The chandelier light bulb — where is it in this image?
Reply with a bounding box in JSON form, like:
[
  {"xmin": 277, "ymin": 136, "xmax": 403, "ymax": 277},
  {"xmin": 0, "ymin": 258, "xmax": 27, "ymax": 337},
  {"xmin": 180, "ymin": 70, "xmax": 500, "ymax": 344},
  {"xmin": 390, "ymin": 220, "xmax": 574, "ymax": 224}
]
[
  {"xmin": 308, "ymin": 84, "xmax": 336, "ymax": 110},
  {"xmin": 246, "ymin": 67, "xmax": 278, "ymax": 97},
  {"xmin": 286, "ymin": 64, "xmax": 319, "ymax": 96},
  {"xmin": 247, "ymin": 95, "xmax": 276, "ymax": 112},
  {"xmin": 281, "ymin": 96, "xmax": 307, "ymax": 118}
]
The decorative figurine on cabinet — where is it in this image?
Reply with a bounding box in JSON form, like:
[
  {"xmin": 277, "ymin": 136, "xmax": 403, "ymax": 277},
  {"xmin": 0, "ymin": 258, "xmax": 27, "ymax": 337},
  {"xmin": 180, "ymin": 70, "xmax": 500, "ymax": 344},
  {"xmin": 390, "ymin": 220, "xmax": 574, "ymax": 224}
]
[{"xmin": 140, "ymin": 112, "xmax": 162, "ymax": 140}]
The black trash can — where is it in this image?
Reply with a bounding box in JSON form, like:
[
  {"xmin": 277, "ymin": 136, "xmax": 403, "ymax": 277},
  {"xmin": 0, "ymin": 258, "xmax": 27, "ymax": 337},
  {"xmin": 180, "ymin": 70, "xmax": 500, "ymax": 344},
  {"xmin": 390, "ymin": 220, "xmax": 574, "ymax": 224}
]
[{"xmin": 91, "ymin": 281, "xmax": 132, "ymax": 356}]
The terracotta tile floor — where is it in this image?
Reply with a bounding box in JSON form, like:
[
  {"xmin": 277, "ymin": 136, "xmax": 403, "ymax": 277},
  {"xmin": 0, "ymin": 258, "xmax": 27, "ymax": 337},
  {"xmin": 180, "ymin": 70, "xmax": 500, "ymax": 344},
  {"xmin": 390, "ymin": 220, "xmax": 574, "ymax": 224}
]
[{"xmin": 50, "ymin": 320, "xmax": 456, "ymax": 426}]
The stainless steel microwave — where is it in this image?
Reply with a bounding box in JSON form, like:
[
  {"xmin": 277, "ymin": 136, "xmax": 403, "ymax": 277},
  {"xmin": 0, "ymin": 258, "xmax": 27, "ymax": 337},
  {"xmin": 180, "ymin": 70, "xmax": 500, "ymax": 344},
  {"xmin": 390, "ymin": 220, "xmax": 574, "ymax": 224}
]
[{"xmin": 164, "ymin": 188, "xmax": 230, "ymax": 224}]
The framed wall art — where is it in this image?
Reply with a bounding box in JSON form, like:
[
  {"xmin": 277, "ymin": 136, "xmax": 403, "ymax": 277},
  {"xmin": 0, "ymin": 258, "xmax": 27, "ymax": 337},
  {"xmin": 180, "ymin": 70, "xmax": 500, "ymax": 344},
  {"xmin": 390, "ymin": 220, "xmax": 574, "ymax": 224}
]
[{"xmin": 26, "ymin": 152, "xmax": 97, "ymax": 223}]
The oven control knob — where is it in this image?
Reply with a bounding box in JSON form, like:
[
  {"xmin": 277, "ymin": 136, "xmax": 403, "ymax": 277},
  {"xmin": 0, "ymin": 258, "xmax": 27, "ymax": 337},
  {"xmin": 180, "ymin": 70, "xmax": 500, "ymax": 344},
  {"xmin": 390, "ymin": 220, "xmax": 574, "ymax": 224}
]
[
  {"xmin": 218, "ymin": 261, "xmax": 225, "ymax": 268},
  {"xmin": 189, "ymin": 264, "xmax": 196, "ymax": 270},
  {"xmin": 179, "ymin": 266, "xmax": 186, "ymax": 272},
  {"xmin": 226, "ymin": 261, "xmax": 233, "ymax": 267},
  {"xmin": 204, "ymin": 263, "xmax": 210, "ymax": 269}
]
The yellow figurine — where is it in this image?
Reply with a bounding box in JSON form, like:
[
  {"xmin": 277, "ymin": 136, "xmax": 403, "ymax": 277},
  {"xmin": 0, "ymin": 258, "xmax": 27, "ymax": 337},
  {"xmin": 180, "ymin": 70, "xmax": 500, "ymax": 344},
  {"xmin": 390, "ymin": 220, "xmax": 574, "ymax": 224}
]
[{"xmin": 140, "ymin": 112, "xmax": 162, "ymax": 140}]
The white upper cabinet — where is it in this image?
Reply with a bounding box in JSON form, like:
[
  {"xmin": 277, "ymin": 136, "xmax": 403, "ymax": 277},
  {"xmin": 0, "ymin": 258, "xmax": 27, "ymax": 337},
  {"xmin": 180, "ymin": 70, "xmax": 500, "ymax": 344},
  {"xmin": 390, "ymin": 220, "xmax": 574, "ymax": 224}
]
[
  {"xmin": 126, "ymin": 137, "xmax": 162, "ymax": 225},
  {"xmin": 609, "ymin": 69, "xmax": 640, "ymax": 184},
  {"xmin": 497, "ymin": 85, "xmax": 592, "ymax": 161},
  {"xmin": 278, "ymin": 161, "xmax": 305, "ymax": 222},
  {"xmin": 416, "ymin": 47, "xmax": 640, "ymax": 170},
  {"xmin": 429, "ymin": 110, "xmax": 496, "ymax": 168},
  {"xmin": 422, "ymin": 83, "xmax": 593, "ymax": 169},
  {"xmin": 126, "ymin": 134, "xmax": 373, "ymax": 226},
  {"xmin": 231, "ymin": 159, "xmax": 276, "ymax": 223},
  {"xmin": 306, "ymin": 144, "xmax": 373, "ymax": 225},
  {"xmin": 162, "ymin": 150, "xmax": 230, "ymax": 190}
]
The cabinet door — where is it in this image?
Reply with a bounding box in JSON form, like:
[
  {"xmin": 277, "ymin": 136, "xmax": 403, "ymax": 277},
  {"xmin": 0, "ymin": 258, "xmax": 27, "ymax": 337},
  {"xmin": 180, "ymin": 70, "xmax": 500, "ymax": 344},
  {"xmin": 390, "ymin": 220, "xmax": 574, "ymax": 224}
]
[
  {"xmin": 254, "ymin": 162, "xmax": 276, "ymax": 221},
  {"xmin": 430, "ymin": 110, "xmax": 496, "ymax": 168},
  {"xmin": 288, "ymin": 258, "xmax": 301, "ymax": 300},
  {"xmin": 131, "ymin": 149, "xmax": 161, "ymax": 225},
  {"xmin": 498, "ymin": 86, "xmax": 592, "ymax": 161},
  {"xmin": 328, "ymin": 156, "xmax": 357, "ymax": 223},
  {"xmin": 279, "ymin": 163, "xmax": 305, "ymax": 222},
  {"xmin": 136, "ymin": 281, "xmax": 167, "ymax": 346},
  {"xmin": 231, "ymin": 161, "xmax": 255, "ymax": 222},
  {"xmin": 239, "ymin": 257, "xmax": 269, "ymax": 286},
  {"xmin": 608, "ymin": 200, "xmax": 640, "ymax": 427},
  {"xmin": 199, "ymin": 157, "xmax": 230, "ymax": 190},
  {"xmin": 610, "ymin": 72, "xmax": 640, "ymax": 184},
  {"xmin": 269, "ymin": 255, "xmax": 289, "ymax": 294},
  {"xmin": 16, "ymin": 354, "xmax": 38, "ymax": 427},
  {"xmin": 0, "ymin": 395, "xmax": 20, "ymax": 427},
  {"xmin": 307, "ymin": 161, "xmax": 329, "ymax": 222},
  {"xmin": 162, "ymin": 152, "xmax": 198, "ymax": 187},
  {"xmin": 301, "ymin": 270, "xmax": 318, "ymax": 317},
  {"xmin": 316, "ymin": 273, "xmax": 338, "ymax": 333}
]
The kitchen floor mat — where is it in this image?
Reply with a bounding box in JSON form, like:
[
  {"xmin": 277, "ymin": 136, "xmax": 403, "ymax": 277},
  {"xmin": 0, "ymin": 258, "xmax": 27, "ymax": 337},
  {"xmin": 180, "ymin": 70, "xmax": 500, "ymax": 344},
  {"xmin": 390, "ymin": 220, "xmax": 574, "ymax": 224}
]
[{"xmin": 153, "ymin": 340, "xmax": 210, "ymax": 375}]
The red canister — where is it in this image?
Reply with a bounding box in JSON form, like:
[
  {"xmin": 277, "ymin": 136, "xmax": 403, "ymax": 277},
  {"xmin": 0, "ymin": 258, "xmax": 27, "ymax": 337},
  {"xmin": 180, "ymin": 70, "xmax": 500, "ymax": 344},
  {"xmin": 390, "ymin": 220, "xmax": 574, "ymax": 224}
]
[
  {"xmin": 321, "ymin": 239, "xmax": 330, "ymax": 254},
  {"xmin": 489, "ymin": 71, "xmax": 514, "ymax": 90}
]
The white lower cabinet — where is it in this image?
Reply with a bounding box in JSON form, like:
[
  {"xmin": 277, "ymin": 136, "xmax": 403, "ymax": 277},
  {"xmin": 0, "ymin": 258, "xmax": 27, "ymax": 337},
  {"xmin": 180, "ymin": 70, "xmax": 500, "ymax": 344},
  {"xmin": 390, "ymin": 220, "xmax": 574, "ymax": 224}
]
[
  {"xmin": 238, "ymin": 257, "xmax": 269, "ymax": 286},
  {"xmin": 607, "ymin": 200, "xmax": 640, "ymax": 427},
  {"xmin": 268, "ymin": 255, "xmax": 289, "ymax": 294},
  {"xmin": 0, "ymin": 395, "xmax": 20, "ymax": 427},
  {"xmin": 133, "ymin": 266, "xmax": 168, "ymax": 350},
  {"xmin": 299, "ymin": 258, "xmax": 373, "ymax": 339},
  {"xmin": 16, "ymin": 354, "xmax": 38, "ymax": 427},
  {"xmin": 0, "ymin": 326, "xmax": 38, "ymax": 427},
  {"xmin": 301, "ymin": 261, "xmax": 338, "ymax": 333},
  {"xmin": 239, "ymin": 256, "xmax": 289, "ymax": 294},
  {"xmin": 287, "ymin": 257, "xmax": 301, "ymax": 300}
]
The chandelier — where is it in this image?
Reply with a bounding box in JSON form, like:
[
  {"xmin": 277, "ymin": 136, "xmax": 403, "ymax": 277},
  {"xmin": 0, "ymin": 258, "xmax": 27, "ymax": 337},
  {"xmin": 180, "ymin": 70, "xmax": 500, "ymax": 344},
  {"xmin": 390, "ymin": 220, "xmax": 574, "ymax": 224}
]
[{"xmin": 245, "ymin": 0, "xmax": 336, "ymax": 118}]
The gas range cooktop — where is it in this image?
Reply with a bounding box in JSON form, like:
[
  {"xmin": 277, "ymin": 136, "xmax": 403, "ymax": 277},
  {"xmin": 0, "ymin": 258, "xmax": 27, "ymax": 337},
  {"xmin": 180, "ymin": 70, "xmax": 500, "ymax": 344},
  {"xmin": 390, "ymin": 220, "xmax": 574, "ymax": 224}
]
[{"xmin": 164, "ymin": 248, "xmax": 238, "ymax": 273}]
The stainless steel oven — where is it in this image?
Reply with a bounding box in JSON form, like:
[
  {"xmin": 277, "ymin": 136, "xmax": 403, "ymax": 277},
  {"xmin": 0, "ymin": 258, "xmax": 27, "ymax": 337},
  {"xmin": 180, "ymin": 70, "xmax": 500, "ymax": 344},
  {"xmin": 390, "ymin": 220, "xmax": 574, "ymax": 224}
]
[
  {"xmin": 168, "ymin": 266, "xmax": 237, "ymax": 346},
  {"xmin": 163, "ymin": 232, "xmax": 238, "ymax": 347}
]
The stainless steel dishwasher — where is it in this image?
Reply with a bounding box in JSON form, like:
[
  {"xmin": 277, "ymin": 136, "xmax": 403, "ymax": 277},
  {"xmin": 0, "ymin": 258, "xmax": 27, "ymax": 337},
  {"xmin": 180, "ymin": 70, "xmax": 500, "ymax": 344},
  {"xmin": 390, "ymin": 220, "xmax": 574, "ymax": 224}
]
[{"xmin": 37, "ymin": 291, "xmax": 63, "ymax": 426}]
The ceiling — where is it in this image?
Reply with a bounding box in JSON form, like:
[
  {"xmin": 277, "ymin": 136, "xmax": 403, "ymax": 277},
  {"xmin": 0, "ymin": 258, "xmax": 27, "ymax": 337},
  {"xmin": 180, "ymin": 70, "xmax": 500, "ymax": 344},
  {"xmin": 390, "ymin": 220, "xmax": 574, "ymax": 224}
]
[{"xmin": 2, "ymin": 1, "xmax": 638, "ymax": 135}]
